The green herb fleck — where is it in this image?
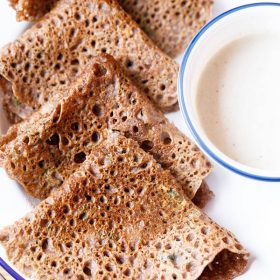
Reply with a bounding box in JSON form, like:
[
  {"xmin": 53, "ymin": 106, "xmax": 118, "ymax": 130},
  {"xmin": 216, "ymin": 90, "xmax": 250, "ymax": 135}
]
[
  {"xmin": 12, "ymin": 97, "xmax": 21, "ymax": 107},
  {"xmin": 168, "ymin": 254, "xmax": 177, "ymax": 263}
]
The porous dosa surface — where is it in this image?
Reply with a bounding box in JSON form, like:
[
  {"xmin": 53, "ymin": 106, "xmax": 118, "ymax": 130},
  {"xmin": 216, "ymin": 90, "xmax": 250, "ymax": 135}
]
[
  {"xmin": 9, "ymin": 0, "xmax": 56, "ymax": 21},
  {"xmin": 1, "ymin": 0, "xmax": 178, "ymax": 120},
  {"xmin": 0, "ymin": 54, "xmax": 211, "ymax": 200},
  {"xmin": 119, "ymin": 0, "xmax": 213, "ymax": 57},
  {"xmin": 8, "ymin": 0, "xmax": 212, "ymax": 58},
  {"xmin": 0, "ymin": 135, "xmax": 248, "ymax": 279}
]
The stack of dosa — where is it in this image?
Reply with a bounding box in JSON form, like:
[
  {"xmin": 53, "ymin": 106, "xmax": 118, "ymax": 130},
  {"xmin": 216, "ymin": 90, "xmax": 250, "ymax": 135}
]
[{"xmin": 0, "ymin": 3, "xmax": 250, "ymax": 279}]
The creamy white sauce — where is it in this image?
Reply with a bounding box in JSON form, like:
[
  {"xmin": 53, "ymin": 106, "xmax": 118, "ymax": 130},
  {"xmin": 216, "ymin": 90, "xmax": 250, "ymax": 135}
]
[{"xmin": 196, "ymin": 34, "xmax": 280, "ymax": 171}]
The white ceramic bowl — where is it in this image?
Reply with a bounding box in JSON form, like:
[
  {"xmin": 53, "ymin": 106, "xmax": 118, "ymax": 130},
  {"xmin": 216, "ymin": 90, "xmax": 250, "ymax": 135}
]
[{"xmin": 179, "ymin": 2, "xmax": 280, "ymax": 181}]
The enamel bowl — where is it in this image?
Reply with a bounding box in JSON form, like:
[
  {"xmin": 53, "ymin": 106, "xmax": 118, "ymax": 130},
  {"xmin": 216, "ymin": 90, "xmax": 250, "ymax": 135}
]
[{"xmin": 179, "ymin": 2, "xmax": 280, "ymax": 181}]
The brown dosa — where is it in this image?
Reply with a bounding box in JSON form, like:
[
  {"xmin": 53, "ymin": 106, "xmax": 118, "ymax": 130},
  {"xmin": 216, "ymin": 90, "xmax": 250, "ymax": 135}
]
[
  {"xmin": 0, "ymin": 134, "xmax": 248, "ymax": 279},
  {"xmin": 1, "ymin": 0, "xmax": 178, "ymax": 123},
  {"xmin": 119, "ymin": 0, "xmax": 213, "ymax": 57},
  {"xmin": 9, "ymin": 0, "xmax": 55, "ymax": 21},
  {"xmin": 0, "ymin": 54, "xmax": 212, "ymax": 201},
  {"xmin": 8, "ymin": 0, "xmax": 212, "ymax": 58}
]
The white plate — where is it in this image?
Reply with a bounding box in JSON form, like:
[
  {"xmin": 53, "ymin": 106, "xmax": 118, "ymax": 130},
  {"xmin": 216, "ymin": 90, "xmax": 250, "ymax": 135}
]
[{"xmin": 1, "ymin": 1, "xmax": 280, "ymax": 279}]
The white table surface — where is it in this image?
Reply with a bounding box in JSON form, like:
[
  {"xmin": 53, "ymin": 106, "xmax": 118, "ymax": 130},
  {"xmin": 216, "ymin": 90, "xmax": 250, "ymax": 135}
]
[{"xmin": 1, "ymin": 1, "xmax": 280, "ymax": 279}]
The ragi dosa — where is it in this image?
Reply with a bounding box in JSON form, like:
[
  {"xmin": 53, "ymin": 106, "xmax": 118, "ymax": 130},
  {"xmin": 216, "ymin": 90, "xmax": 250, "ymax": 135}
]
[
  {"xmin": 8, "ymin": 0, "xmax": 213, "ymax": 58},
  {"xmin": 1, "ymin": 0, "xmax": 178, "ymax": 124},
  {"xmin": 0, "ymin": 134, "xmax": 248, "ymax": 279},
  {"xmin": 0, "ymin": 54, "xmax": 211, "ymax": 203}
]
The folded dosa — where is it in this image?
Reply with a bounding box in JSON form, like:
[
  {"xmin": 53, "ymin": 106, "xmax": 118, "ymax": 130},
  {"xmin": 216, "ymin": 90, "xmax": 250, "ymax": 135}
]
[
  {"xmin": 0, "ymin": 54, "xmax": 211, "ymax": 202},
  {"xmin": 0, "ymin": 134, "xmax": 248, "ymax": 279},
  {"xmin": 1, "ymin": 0, "xmax": 178, "ymax": 123}
]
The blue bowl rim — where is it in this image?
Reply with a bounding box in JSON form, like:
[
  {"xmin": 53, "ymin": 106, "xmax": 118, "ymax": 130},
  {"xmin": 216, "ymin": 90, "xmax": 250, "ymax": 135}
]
[
  {"xmin": 178, "ymin": 2, "xmax": 280, "ymax": 182},
  {"xmin": 0, "ymin": 257, "xmax": 24, "ymax": 279}
]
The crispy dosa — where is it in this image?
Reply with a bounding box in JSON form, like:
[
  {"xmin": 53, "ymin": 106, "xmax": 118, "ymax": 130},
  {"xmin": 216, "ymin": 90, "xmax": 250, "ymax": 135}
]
[
  {"xmin": 0, "ymin": 134, "xmax": 248, "ymax": 279},
  {"xmin": 9, "ymin": 0, "xmax": 55, "ymax": 21},
  {"xmin": 1, "ymin": 0, "xmax": 178, "ymax": 122},
  {"xmin": 8, "ymin": 0, "xmax": 212, "ymax": 58},
  {"xmin": 119, "ymin": 0, "xmax": 213, "ymax": 57},
  {"xmin": 0, "ymin": 54, "xmax": 211, "ymax": 201}
]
